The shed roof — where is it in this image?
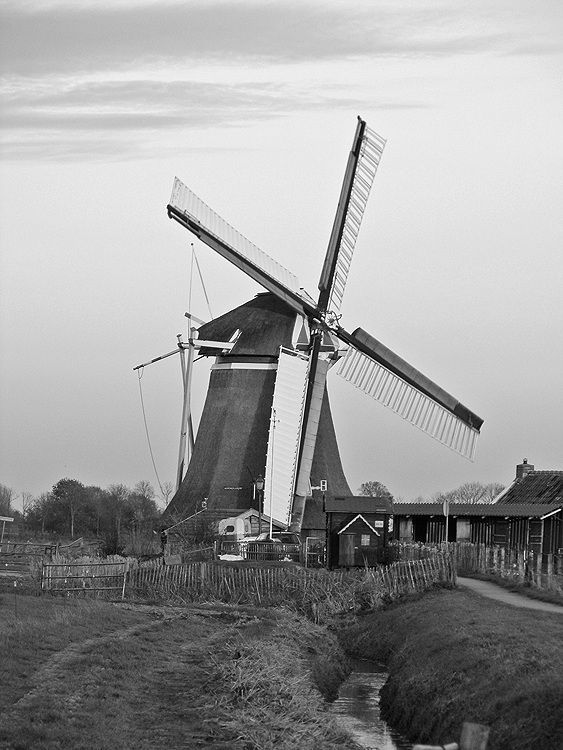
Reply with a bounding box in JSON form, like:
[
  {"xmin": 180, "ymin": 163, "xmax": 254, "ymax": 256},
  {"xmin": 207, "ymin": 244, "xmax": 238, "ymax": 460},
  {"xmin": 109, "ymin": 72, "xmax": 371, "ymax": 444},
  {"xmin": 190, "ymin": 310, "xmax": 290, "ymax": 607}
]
[
  {"xmin": 495, "ymin": 471, "xmax": 563, "ymax": 506},
  {"xmin": 391, "ymin": 502, "xmax": 562, "ymax": 517},
  {"xmin": 326, "ymin": 496, "xmax": 393, "ymax": 514},
  {"xmin": 337, "ymin": 514, "xmax": 381, "ymax": 535}
]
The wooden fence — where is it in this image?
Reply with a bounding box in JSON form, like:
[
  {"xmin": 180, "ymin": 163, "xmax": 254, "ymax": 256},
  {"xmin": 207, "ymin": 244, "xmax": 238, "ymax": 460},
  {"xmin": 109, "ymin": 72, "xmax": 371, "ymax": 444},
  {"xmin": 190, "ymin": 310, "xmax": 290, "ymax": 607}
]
[
  {"xmin": 39, "ymin": 550, "xmax": 455, "ymax": 614},
  {"xmin": 40, "ymin": 560, "xmax": 129, "ymax": 598},
  {"xmin": 393, "ymin": 541, "xmax": 563, "ymax": 596},
  {"xmin": 454, "ymin": 543, "xmax": 563, "ymax": 595},
  {"xmin": 125, "ymin": 554, "xmax": 455, "ymax": 611},
  {"xmin": 0, "ymin": 541, "xmax": 50, "ymax": 576}
]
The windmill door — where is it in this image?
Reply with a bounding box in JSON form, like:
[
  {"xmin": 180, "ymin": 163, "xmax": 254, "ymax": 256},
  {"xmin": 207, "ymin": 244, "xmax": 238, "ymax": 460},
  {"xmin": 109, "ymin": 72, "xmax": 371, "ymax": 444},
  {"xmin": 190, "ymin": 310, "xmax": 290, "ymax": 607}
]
[{"xmin": 339, "ymin": 534, "xmax": 355, "ymax": 567}]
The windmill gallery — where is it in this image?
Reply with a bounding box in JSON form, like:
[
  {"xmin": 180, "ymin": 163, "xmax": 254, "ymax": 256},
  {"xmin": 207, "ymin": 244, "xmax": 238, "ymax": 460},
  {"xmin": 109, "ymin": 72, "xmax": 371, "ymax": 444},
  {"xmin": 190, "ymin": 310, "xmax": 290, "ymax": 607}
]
[{"xmin": 138, "ymin": 117, "xmax": 484, "ymax": 552}]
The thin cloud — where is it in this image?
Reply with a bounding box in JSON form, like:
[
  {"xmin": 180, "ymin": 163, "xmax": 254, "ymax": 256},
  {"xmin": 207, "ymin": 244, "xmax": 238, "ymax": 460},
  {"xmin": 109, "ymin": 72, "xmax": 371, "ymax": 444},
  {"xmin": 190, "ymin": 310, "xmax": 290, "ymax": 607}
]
[
  {"xmin": 1, "ymin": 79, "xmax": 425, "ymax": 161},
  {"xmin": 1, "ymin": 2, "xmax": 555, "ymax": 78},
  {"xmin": 1, "ymin": 1, "xmax": 559, "ymax": 161}
]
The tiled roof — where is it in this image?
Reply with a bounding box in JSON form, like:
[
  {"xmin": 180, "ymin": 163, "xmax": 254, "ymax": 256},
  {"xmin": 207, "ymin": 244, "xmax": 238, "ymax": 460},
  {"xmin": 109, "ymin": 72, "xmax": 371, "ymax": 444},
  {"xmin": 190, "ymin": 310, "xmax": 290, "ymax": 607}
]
[
  {"xmin": 496, "ymin": 471, "xmax": 563, "ymax": 506},
  {"xmin": 391, "ymin": 502, "xmax": 562, "ymax": 517}
]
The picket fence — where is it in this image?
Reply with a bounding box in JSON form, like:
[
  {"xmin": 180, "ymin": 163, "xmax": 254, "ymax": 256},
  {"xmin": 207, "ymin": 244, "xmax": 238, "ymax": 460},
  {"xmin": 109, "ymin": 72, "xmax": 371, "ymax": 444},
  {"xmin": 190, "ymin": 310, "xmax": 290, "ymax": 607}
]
[
  {"xmin": 125, "ymin": 556, "xmax": 455, "ymax": 610},
  {"xmin": 394, "ymin": 541, "xmax": 563, "ymax": 596},
  {"xmin": 40, "ymin": 553, "xmax": 455, "ymax": 613},
  {"xmin": 454, "ymin": 543, "xmax": 563, "ymax": 594}
]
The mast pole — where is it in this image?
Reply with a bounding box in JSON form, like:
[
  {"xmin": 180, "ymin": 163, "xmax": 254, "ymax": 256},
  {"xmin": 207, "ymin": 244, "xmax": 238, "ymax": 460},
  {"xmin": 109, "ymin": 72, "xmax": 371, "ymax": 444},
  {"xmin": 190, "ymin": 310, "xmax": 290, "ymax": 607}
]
[{"xmin": 175, "ymin": 327, "xmax": 195, "ymax": 492}]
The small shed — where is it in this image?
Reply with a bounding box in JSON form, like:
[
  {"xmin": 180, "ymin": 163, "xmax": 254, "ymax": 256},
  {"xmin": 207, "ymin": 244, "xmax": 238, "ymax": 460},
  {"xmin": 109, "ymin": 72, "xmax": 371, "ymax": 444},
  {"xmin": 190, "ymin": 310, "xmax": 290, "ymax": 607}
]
[{"xmin": 325, "ymin": 496, "xmax": 393, "ymax": 568}]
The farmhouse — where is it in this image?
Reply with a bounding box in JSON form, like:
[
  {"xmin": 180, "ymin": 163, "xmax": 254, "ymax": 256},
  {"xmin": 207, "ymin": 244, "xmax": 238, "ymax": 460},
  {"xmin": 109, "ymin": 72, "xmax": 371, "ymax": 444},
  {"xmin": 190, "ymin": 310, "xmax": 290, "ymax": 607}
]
[{"xmin": 392, "ymin": 459, "xmax": 563, "ymax": 555}]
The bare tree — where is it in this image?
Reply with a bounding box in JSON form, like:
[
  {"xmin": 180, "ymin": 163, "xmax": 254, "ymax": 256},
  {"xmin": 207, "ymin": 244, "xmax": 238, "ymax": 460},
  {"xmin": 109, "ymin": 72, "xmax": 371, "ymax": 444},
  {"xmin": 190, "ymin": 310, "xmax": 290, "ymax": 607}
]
[
  {"xmin": 0, "ymin": 484, "xmax": 16, "ymax": 516},
  {"xmin": 106, "ymin": 483, "xmax": 131, "ymax": 548},
  {"xmin": 433, "ymin": 481, "xmax": 505, "ymax": 505},
  {"xmin": 133, "ymin": 480, "xmax": 155, "ymax": 502},
  {"xmin": 159, "ymin": 481, "xmax": 174, "ymax": 508},
  {"xmin": 358, "ymin": 481, "xmax": 393, "ymax": 499},
  {"xmin": 21, "ymin": 491, "xmax": 34, "ymax": 516}
]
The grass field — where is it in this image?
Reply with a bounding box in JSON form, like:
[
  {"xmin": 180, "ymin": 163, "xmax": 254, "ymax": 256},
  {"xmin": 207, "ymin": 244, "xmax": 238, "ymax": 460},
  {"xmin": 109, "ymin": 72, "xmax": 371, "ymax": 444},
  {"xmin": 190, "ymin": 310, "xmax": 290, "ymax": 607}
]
[
  {"xmin": 339, "ymin": 586, "xmax": 563, "ymax": 750},
  {"xmin": 0, "ymin": 593, "xmax": 357, "ymax": 750}
]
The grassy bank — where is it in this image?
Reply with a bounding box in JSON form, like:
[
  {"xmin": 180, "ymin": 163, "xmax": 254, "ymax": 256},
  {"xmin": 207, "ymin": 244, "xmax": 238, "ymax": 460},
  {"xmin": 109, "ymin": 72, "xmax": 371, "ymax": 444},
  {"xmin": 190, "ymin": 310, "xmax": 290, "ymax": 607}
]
[
  {"xmin": 0, "ymin": 594, "xmax": 356, "ymax": 750},
  {"xmin": 339, "ymin": 587, "xmax": 563, "ymax": 750}
]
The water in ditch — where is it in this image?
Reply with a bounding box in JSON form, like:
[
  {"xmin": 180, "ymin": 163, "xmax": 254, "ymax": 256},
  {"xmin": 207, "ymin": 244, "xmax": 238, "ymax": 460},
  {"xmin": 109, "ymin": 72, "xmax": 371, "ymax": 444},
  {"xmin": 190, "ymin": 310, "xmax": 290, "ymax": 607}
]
[{"xmin": 330, "ymin": 658, "xmax": 411, "ymax": 750}]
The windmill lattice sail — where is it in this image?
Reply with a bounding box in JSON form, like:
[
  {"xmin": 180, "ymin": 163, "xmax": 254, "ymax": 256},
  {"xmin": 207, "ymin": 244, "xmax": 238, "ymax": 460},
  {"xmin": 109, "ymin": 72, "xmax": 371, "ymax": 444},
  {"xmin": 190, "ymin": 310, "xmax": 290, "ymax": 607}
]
[
  {"xmin": 168, "ymin": 178, "xmax": 310, "ymax": 315},
  {"xmin": 263, "ymin": 347, "xmax": 310, "ymax": 527},
  {"xmin": 337, "ymin": 346, "xmax": 480, "ymax": 460},
  {"xmin": 328, "ymin": 126, "xmax": 386, "ymax": 315}
]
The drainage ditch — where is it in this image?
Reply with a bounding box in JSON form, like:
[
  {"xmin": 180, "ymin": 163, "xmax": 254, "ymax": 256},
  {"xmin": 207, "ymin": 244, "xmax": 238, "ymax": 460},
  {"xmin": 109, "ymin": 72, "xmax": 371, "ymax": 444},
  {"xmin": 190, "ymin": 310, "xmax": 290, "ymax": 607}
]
[{"xmin": 330, "ymin": 658, "xmax": 410, "ymax": 750}]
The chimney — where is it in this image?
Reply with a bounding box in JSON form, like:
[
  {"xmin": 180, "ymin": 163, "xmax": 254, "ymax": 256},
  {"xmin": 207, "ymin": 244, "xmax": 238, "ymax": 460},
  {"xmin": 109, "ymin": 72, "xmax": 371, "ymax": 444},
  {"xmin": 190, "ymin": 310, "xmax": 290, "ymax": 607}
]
[{"xmin": 516, "ymin": 458, "xmax": 534, "ymax": 480}]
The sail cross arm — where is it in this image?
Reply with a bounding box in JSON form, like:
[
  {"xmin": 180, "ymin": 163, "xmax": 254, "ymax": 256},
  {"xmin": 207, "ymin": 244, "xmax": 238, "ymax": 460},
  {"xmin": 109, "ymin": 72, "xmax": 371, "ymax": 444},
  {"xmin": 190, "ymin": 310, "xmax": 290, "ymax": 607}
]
[
  {"xmin": 168, "ymin": 177, "xmax": 315, "ymax": 318},
  {"xmin": 336, "ymin": 327, "xmax": 483, "ymax": 460}
]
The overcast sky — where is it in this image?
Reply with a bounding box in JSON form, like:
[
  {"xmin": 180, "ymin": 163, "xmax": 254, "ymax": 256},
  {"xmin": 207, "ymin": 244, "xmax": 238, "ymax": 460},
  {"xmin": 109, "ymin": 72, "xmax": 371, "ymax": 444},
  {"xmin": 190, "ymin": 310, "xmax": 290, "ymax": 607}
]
[{"xmin": 1, "ymin": 0, "xmax": 562, "ymax": 509}]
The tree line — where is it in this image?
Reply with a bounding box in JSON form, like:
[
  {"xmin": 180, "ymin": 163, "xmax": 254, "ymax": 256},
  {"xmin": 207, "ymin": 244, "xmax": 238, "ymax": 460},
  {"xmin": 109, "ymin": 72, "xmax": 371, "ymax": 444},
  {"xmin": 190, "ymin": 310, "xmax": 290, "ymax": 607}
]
[
  {"xmin": 1, "ymin": 479, "xmax": 164, "ymax": 554},
  {"xmin": 358, "ymin": 479, "xmax": 505, "ymax": 504}
]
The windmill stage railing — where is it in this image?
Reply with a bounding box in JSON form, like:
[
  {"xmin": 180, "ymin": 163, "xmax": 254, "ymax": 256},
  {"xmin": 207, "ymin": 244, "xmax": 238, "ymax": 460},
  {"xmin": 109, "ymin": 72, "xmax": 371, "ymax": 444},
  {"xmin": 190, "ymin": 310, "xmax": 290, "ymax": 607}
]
[{"xmin": 217, "ymin": 539, "xmax": 302, "ymax": 563}]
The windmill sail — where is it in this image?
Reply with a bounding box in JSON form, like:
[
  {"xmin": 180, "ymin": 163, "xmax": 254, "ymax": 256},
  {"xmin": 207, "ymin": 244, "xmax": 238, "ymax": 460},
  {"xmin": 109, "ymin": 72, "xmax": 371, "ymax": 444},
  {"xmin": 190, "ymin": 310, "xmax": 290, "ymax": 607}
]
[
  {"xmin": 263, "ymin": 347, "xmax": 310, "ymax": 527},
  {"xmin": 292, "ymin": 120, "xmax": 386, "ymax": 525},
  {"xmin": 168, "ymin": 178, "xmax": 314, "ymax": 317},
  {"xmin": 337, "ymin": 328, "xmax": 483, "ymax": 460},
  {"xmin": 318, "ymin": 119, "xmax": 386, "ymax": 315}
]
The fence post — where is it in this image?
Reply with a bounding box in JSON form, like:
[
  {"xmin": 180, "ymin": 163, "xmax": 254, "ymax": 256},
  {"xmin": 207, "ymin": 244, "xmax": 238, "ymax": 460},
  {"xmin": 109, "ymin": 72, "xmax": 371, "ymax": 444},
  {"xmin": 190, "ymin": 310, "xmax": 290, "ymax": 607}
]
[
  {"xmin": 546, "ymin": 554, "xmax": 553, "ymax": 590},
  {"xmin": 121, "ymin": 560, "xmax": 129, "ymax": 601},
  {"xmin": 535, "ymin": 552, "xmax": 542, "ymax": 588},
  {"xmin": 517, "ymin": 549, "xmax": 525, "ymax": 580}
]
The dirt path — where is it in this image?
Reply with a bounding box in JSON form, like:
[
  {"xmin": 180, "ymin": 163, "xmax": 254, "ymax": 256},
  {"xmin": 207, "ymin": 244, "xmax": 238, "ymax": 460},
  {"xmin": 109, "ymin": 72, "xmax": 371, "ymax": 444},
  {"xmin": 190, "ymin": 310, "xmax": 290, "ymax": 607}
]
[
  {"xmin": 1, "ymin": 601, "xmax": 355, "ymax": 750},
  {"xmin": 457, "ymin": 576, "xmax": 563, "ymax": 613}
]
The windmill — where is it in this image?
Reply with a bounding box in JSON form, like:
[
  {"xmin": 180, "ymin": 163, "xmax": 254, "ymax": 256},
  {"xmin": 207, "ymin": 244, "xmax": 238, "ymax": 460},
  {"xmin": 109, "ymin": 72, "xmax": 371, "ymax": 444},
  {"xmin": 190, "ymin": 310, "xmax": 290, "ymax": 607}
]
[{"xmin": 161, "ymin": 117, "xmax": 483, "ymax": 536}]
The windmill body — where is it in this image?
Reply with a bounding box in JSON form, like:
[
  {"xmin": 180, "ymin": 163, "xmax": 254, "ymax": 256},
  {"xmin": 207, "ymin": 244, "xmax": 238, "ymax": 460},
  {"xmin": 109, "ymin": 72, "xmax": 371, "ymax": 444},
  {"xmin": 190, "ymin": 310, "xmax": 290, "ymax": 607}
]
[
  {"xmin": 164, "ymin": 293, "xmax": 351, "ymax": 536},
  {"xmin": 159, "ymin": 117, "xmax": 484, "ymax": 536}
]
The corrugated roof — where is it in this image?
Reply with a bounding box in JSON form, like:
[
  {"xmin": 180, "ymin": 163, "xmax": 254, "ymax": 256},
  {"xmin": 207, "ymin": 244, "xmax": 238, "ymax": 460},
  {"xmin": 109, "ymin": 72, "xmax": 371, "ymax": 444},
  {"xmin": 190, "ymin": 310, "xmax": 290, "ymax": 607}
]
[
  {"xmin": 326, "ymin": 496, "xmax": 393, "ymax": 514},
  {"xmin": 496, "ymin": 471, "xmax": 563, "ymax": 506},
  {"xmin": 391, "ymin": 502, "xmax": 562, "ymax": 517}
]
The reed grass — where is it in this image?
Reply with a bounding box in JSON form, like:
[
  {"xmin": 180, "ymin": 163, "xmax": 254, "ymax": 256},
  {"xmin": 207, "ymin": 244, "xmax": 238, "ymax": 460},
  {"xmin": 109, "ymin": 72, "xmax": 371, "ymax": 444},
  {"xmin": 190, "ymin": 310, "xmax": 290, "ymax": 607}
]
[
  {"xmin": 0, "ymin": 593, "xmax": 360, "ymax": 749},
  {"xmin": 339, "ymin": 586, "xmax": 563, "ymax": 750}
]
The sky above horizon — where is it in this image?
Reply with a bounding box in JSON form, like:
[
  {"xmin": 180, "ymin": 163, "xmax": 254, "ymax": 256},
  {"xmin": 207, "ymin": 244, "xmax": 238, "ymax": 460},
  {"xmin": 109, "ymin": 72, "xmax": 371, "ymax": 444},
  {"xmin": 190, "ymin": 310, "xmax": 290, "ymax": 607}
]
[{"xmin": 1, "ymin": 0, "xmax": 562, "ymax": 510}]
